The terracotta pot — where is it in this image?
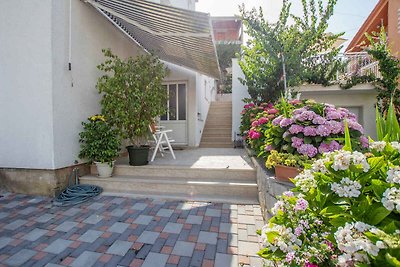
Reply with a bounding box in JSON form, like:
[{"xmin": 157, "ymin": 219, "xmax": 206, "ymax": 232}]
[
  {"xmin": 94, "ymin": 161, "xmax": 115, "ymax": 178},
  {"xmin": 274, "ymin": 164, "xmax": 302, "ymax": 182}
]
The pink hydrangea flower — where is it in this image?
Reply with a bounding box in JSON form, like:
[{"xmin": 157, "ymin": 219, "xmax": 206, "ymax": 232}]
[
  {"xmin": 305, "ymin": 263, "xmax": 319, "ymax": 267},
  {"xmin": 285, "ymin": 252, "xmax": 295, "ymax": 263},
  {"xmin": 248, "ymin": 130, "xmax": 261, "ymax": 139},
  {"xmin": 258, "ymin": 117, "xmax": 268, "ymax": 125},
  {"xmin": 298, "ymin": 144, "xmax": 318, "ymax": 157},
  {"xmin": 303, "ymin": 126, "xmax": 317, "ymax": 136},
  {"xmin": 280, "ymin": 118, "xmax": 294, "ymax": 127},
  {"xmin": 267, "ymin": 108, "xmax": 279, "ymax": 114},
  {"xmin": 294, "ymin": 198, "xmax": 308, "ymax": 211},
  {"xmin": 291, "ymin": 137, "xmax": 304, "ymax": 149},
  {"xmin": 360, "ymin": 136, "xmax": 369, "ymax": 148},
  {"xmin": 289, "ymin": 124, "xmax": 304, "ymax": 134},
  {"xmin": 251, "ymin": 121, "xmax": 259, "ymax": 127}
]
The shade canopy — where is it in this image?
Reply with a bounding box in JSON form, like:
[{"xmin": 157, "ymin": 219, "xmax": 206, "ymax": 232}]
[{"xmin": 86, "ymin": 0, "xmax": 220, "ymax": 78}]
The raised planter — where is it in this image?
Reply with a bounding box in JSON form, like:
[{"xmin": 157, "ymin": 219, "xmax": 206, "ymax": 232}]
[
  {"xmin": 274, "ymin": 165, "xmax": 302, "ymax": 182},
  {"xmin": 94, "ymin": 161, "xmax": 115, "ymax": 178}
]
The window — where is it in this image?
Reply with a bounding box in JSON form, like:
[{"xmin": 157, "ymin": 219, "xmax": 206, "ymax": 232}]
[{"xmin": 160, "ymin": 83, "xmax": 186, "ymax": 121}]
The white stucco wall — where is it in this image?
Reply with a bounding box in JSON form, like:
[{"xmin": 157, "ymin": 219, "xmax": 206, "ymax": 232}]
[
  {"xmin": 0, "ymin": 0, "xmax": 143, "ymax": 169},
  {"xmin": 296, "ymin": 84, "xmax": 378, "ymax": 139},
  {"xmin": 0, "ymin": 0, "xmax": 55, "ymax": 169},
  {"xmin": 195, "ymin": 74, "xmax": 217, "ymax": 146},
  {"xmin": 232, "ymin": 58, "xmax": 250, "ymax": 141}
]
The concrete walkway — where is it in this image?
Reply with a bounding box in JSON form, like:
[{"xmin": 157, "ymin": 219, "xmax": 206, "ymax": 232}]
[
  {"xmin": 118, "ymin": 148, "xmax": 254, "ymax": 170},
  {"xmin": 0, "ymin": 192, "xmax": 264, "ymax": 267}
]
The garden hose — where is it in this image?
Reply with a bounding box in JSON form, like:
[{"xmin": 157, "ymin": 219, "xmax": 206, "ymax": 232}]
[{"xmin": 53, "ymin": 168, "xmax": 102, "ymax": 207}]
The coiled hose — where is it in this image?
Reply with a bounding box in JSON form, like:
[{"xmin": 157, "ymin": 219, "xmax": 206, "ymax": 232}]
[{"xmin": 53, "ymin": 168, "xmax": 102, "ymax": 207}]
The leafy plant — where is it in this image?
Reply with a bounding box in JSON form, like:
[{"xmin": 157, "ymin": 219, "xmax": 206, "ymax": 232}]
[
  {"xmin": 376, "ymin": 99, "xmax": 400, "ymax": 142},
  {"xmin": 97, "ymin": 49, "xmax": 168, "ymax": 146},
  {"xmin": 265, "ymin": 150, "xmax": 313, "ymax": 169},
  {"xmin": 78, "ymin": 115, "xmax": 120, "ymax": 164}
]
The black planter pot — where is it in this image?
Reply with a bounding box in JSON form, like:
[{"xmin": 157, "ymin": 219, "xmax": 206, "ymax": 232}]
[{"xmin": 126, "ymin": 145, "xmax": 150, "ymax": 166}]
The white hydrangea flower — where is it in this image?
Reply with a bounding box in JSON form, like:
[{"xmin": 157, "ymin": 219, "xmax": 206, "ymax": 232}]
[
  {"xmin": 390, "ymin": 141, "xmax": 400, "ymax": 152},
  {"xmin": 351, "ymin": 151, "xmax": 370, "ymax": 172},
  {"xmin": 370, "ymin": 141, "xmax": 387, "ymax": 152},
  {"xmin": 311, "ymin": 157, "xmax": 330, "ymax": 174},
  {"xmin": 271, "ymin": 200, "xmax": 285, "ymax": 215},
  {"xmin": 335, "ymin": 222, "xmax": 382, "ymax": 266},
  {"xmin": 331, "ymin": 177, "xmax": 361, "ymax": 198},
  {"xmin": 387, "ymin": 166, "xmax": 400, "ymax": 184},
  {"xmin": 332, "ymin": 151, "xmax": 352, "ymax": 171},
  {"xmin": 382, "ymin": 187, "xmax": 400, "ymax": 212},
  {"xmin": 293, "ymin": 170, "xmax": 317, "ymax": 193}
]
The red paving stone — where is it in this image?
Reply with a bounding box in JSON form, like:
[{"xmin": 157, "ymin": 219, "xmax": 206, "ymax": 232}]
[
  {"xmin": 33, "ymin": 251, "xmax": 47, "ymax": 260},
  {"xmin": 161, "ymin": 246, "xmax": 173, "ymax": 254},
  {"xmin": 130, "ymin": 259, "xmax": 144, "ymax": 267},
  {"xmin": 168, "ymin": 255, "xmax": 180, "ymax": 264},
  {"xmin": 195, "ymin": 243, "xmax": 207, "ymax": 251},
  {"xmin": 99, "ymin": 253, "xmax": 113, "ymax": 263},
  {"xmin": 202, "ymin": 259, "xmax": 214, "ymax": 267},
  {"xmin": 61, "ymin": 256, "xmax": 75, "ymax": 266}
]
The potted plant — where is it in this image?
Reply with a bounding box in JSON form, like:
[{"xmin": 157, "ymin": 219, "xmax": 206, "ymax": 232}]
[
  {"xmin": 79, "ymin": 115, "xmax": 120, "ymax": 177},
  {"xmin": 265, "ymin": 150, "xmax": 313, "ymax": 181},
  {"xmin": 96, "ymin": 49, "xmax": 168, "ymax": 166}
]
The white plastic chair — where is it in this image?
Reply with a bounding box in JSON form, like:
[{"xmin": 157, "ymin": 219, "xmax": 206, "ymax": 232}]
[{"xmin": 149, "ymin": 124, "xmax": 176, "ymax": 162}]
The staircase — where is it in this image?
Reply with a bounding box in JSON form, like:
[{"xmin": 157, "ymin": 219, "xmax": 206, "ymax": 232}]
[
  {"xmin": 200, "ymin": 101, "xmax": 233, "ymax": 148},
  {"xmin": 80, "ymin": 164, "xmax": 258, "ymax": 204}
]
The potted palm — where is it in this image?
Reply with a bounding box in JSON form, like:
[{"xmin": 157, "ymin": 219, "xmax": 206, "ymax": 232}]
[
  {"xmin": 79, "ymin": 115, "xmax": 120, "ymax": 177},
  {"xmin": 96, "ymin": 49, "xmax": 168, "ymax": 166}
]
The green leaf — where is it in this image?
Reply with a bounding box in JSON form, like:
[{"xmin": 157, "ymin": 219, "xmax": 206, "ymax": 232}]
[
  {"xmin": 386, "ymin": 253, "xmax": 400, "ymax": 267},
  {"xmin": 343, "ymin": 120, "xmax": 352, "ymax": 151},
  {"xmin": 266, "ymin": 231, "xmax": 279, "ymax": 244},
  {"xmin": 366, "ymin": 205, "xmax": 392, "ymax": 225}
]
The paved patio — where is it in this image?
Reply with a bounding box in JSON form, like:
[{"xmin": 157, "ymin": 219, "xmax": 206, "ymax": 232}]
[{"xmin": 0, "ymin": 192, "xmax": 264, "ymax": 267}]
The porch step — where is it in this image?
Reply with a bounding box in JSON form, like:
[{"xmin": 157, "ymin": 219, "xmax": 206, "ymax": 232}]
[
  {"xmin": 201, "ymin": 133, "xmax": 232, "ymax": 138},
  {"xmin": 199, "ymin": 142, "xmax": 234, "ymax": 148},
  {"xmin": 201, "ymin": 137, "xmax": 233, "ymax": 143},
  {"xmin": 80, "ymin": 175, "xmax": 258, "ymax": 204},
  {"xmin": 90, "ymin": 165, "xmax": 256, "ymax": 180}
]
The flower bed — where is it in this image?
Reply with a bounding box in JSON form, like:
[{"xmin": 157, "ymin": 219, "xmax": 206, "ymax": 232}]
[{"xmin": 258, "ymin": 141, "xmax": 400, "ymax": 266}]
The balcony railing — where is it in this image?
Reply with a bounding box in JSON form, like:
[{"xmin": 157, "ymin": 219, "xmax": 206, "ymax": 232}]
[{"xmin": 337, "ymin": 52, "xmax": 381, "ymax": 80}]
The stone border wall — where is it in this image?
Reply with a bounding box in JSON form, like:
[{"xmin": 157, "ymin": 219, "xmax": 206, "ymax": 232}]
[{"xmin": 246, "ymin": 147, "xmax": 294, "ymax": 221}]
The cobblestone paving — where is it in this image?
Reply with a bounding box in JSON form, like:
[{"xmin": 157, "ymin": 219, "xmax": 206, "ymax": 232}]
[{"xmin": 0, "ymin": 192, "xmax": 264, "ymax": 267}]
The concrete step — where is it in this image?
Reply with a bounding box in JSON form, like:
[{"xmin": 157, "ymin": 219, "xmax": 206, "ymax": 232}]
[
  {"xmin": 204, "ymin": 121, "xmax": 232, "ymax": 126},
  {"xmin": 80, "ymin": 175, "xmax": 259, "ymax": 204},
  {"xmin": 201, "ymin": 137, "xmax": 232, "ymax": 143},
  {"xmin": 90, "ymin": 165, "xmax": 256, "ymax": 180},
  {"xmin": 199, "ymin": 142, "xmax": 234, "ymax": 148},
  {"xmin": 201, "ymin": 133, "xmax": 232, "ymax": 138}
]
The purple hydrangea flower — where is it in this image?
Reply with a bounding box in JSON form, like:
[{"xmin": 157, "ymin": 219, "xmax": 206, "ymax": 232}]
[
  {"xmin": 280, "ymin": 118, "xmax": 294, "ymax": 127},
  {"xmin": 327, "ymin": 120, "xmax": 343, "ymax": 134},
  {"xmin": 329, "ymin": 140, "xmax": 342, "ymax": 151},
  {"xmin": 265, "ymin": 144, "xmax": 273, "ymax": 151},
  {"xmin": 291, "ymin": 137, "xmax": 304, "ymax": 149},
  {"xmin": 303, "ymin": 126, "xmax": 317, "ymax": 136},
  {"xmin": 294, "ymin": 226, "xmax": 303, "ymax": 236},
  {"xmin": 318, "ymin": 142, "xmax": 330, "ymax": 153},
  {"xmin": 298, "ymin": 144, "xmax": 318, "ymax": 157},
  {"xmin": 293, "ymin": 110, "xmax": 317, "ymax": 122},
  {"xmin": 294, "ymin": 198, "xmax": 308, "ymax": 211},
  {"xmin": 347, "ymin": 119, "xmax": 364, "ymax": 133},
  {"xmin": 360, "ymin": 136, "xmax": 369, "ymax": 148},
  {"xmin": 288, "ymin": 124, "xmax": 304, "ymax": 134},
  {"xmin": 316, "ymin": 124, "xmax": 331, "ymax": 137},
  {"xmin": 312, "ymin": 115, "xmax": 326, "ymax": 125},
  {"xmin": 283, "ymin": 191, "xmax": 294, "ymax": 197},
  {"xmin": 326, "ymin": 110, "xmax": 342, "ymax": 120},
  {"xmin": 272, "ymin": 115, "xmax": 283, "ymax": 126}
]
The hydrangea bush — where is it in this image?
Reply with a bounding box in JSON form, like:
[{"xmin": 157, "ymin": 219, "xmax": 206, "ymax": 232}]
[
  {"xmin": 258, "ymin": 141, "xmax": 400, "ymax": 266},
  {"xmin": 265, "ymin": 100, "xmax": 368, "ymax": 161}
]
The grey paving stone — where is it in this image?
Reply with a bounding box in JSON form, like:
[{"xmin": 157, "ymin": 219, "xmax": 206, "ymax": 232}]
[
  {"xmin": 83, "ymin": 214, "xmax": 104, "ymax": 224},
  {"xmin": 217, "ymin": 238, "xmax": 228, "ymax": 254},
  {"xmin": 106, "ymin": 240, "xmax": 133, "ymax": 256},
  {"xmin": 87, "ymin": 202, "xmax": 105, "ymax": 210},
  {"xmin": 133, "ymin": 215, "xmax": 153, "ymax": 225},
  {"xmin": 35, "ymin": 213, "xmax": 54, "ymax": 223},
  {"xmin": 0, "ymin": 211, "xmax": 9, "ymax": 219},
  {"xmin": 131, "ymin": 203, "xmax": 147, "ymax": 211},
  {"xmin": 215, "ymin": 253, "xmax": 238, "ymax": 267},
  {"xmin": 172, "ymin": 241, "xmax": 195, "ymax": 257},
  {"xmin": 177, "ymin": 256, "xmax": 191, "ymax": 267},
  {"xmin": 156, "ymin": 208, "xmax": 174, "ymax": 217},
  {"xmin": 141, "ymin": 252, "xmax": 168, "ymax": 267},
  {"xmin": 205, "ymin": 208, "xmax": 221, "ymax": 217},
  {"xmin": 137, "ymin": 231, "xmax": 160, "ymax": 245},
  {"xmin": 4, "ymin": 248, "xmax": 36, "ymax": 266},
  {"xmin": 238, "ymin": 215, "xmax": 255, "ymax": 225},
  {"xmin": 78, "ymin": 230, "xmax": 103, "ymax": 243},
  {"xmin": 71, "ymin": 251, "xmax": 101, "ymax": 267},
  {"xmin": 190, "ymin": 250, "xmax": 205, "ymax": 267},
  {"xmin": 63, "ymin": 207, "xmax": 81, "ymax": 216},
  {"xmin": 4, "ymin": 201, "xmax": 19, "ymax": 209},
  {"xmin": 110, "ymin": 208, "xmax": 127, "ymax": 217},
  {"xmin": 19, "ymin": 206, "xmax": 37, "ymax": 215},
  {"xmin": 163, "ymin": 222, "xmax": 183, "ymax": 234},
  {"xmin": 28, "ymin": 197, "xmax": 44, "ymax": 204},
  {"xmin": 111, "ymin": 198, "xmax": 125, "ymax": 204},
  {"xmin": 177, "ymin": 203, "xmax": 192, "ymax": 210},
  {"xmin": 198, "ymin": 231, "xmax": 218, "ymax": 245},
  {"xmin": 4, "ymin": 219, "xmax": 27, "ymax": 230},
  {"xmin": 22, "ymin": 228, "xmax": 48, "ymax": 241},
  {"xmin": 54, "ymin": 221, "xmax": 78, "ymax": 232},
  {"xmin": 0, "ymin": 237, "xmax": 13, "ymax": 249},
  {"xmin": 108, "ymin": 222, "xmax": 129, "ymax": 234},
  {"xmin": 186, "ymin": 215, "xmax": 203, "ymax": 225},
  {"xmin": 44, "ymin": 263, "xmax": 64, "ymax": 267},
  {"xmin": 220, "ymin": 223, "xmax": 237, "ymax": 234},
  {"xmin": 238, "ymin": 241, "xmax": 260, "ymax": 256},
  {"xmin": 204, "ymin": 244, "xmax": 217, "ymax": 260},
  {"xmin": 44, "ymin": 239, "xmax": 73, "ymax": 254}
]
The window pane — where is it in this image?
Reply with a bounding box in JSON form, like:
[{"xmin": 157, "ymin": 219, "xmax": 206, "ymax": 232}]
[
  {"xmin": 178, "ymin": 84, "xmax": 186, "ymax": 120},
  {"xmin": 169, "ymin": 84, "xmax": 177, "ymax": 120},
  {"xmin": 160, "ymin": 85, "xmax": 168, "ymax": 120}
]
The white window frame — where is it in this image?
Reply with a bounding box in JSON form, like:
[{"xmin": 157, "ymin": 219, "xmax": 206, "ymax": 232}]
[{"xmin": 161, "ymin": 82, "xmax": 187, "ymax": 121}]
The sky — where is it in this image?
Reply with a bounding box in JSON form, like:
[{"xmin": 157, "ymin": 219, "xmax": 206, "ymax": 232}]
[{"xmin": 196, "ymin": 0, "xmax": 380, "ymax": 49}]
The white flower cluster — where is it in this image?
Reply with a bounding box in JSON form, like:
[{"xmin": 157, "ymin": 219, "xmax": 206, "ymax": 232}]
[
  {"xmin": 293, "ymin": 170, "xmax": 317, "ymax": 193},
  {"xmin": 391, "ymin": 141, "xmax": 400, "ymax": 152},
  {"xmin": 260, "ymin": 224, "xmax": 302, "ymax": 253},
  {"xmin": 334, "ymin": 222, "xmax": 384, "ymax": 266},
  {"xmin": 332, "ymin": 150, "xmax": 370, "ymax": 172},
  {"xmin": 370, "ymin": 141, "xmax": 387, "ymax": 152},
  {"xmin": 311, "ymin": 157, "xmax": 330, "ymax": 174},
  {"xmin": 331, "ymin": 177, "xmax": 362, "ymax": 198},
  {"xmin": 387, "ymin": 166, "xmax": 400, "ymax": 184},
  {"xmin": 382, "ymin": 187, "xmax": 400, "ymax": 212}
]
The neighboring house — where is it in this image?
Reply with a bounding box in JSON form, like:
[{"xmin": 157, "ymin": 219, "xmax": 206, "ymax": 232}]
[
  {"xmin": 346, "ymin": 0, "xmax": 400, "ymax": 56},
  {"xmin": 0, "ymin": 0, "xmax": 219, "ymax": 196}
]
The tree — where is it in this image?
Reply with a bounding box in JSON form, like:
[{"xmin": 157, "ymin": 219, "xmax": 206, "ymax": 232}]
[{"xmin": 239, "ymin": 0, "xmax": 342, "ymax": 103}]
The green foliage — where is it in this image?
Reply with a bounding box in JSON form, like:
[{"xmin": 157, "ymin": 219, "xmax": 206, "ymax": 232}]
[
  {"xmin": 239, "ymin": 0, "xmax": 342, "ymax": 103},
  {"xmin": 365, "ymin": 26, "xmax": 400, "ymax": 113},
  {"xmin": 265, "ymin": 150, "xmax": 313, "ymax": 168},
  {"xmin": 376, "ymin": 99, "xmax": 400, "ymax": 142},
  {"xmin": 97, "ymin": 49, "xmax": 168, "ymax": 146},
  {"xmin": 216, "ymin": 44, "xmax": 241, "ymax": 94},
  {"xmin": 78, "ymin": 115, "xmax": 120, "ymax": 164}
]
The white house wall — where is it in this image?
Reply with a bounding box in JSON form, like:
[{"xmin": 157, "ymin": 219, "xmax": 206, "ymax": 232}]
[
  {"xmin": 0, "ymin": 0, "xmax": 55, "ymax": 169},
  {"xmin": 232, "ymin": 58, "xmax": 250, "ymax": 141},
  {"xmin": 51, "ymin": 0, "xmax": 143, "ymax": 169}
]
